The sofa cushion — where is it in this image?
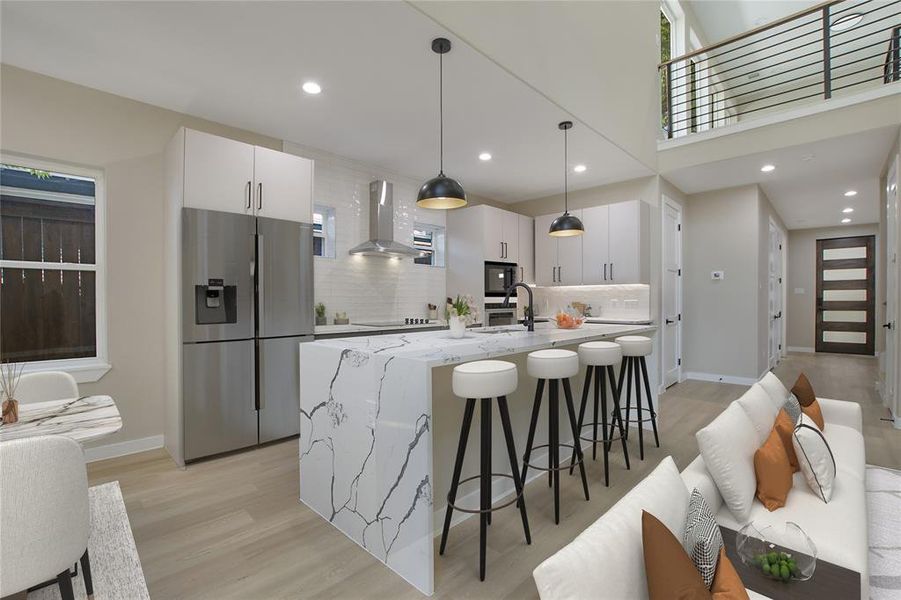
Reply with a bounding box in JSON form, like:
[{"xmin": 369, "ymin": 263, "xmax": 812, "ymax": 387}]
[
  {"xmin": 642, "ymin": 511, "xmax": 709, "ymax": 600},
  {"xmin": 757, "ymin": 372, "xmax": 789, "ymax": 408},
  {"xmin": 783, "ymin": 393, "xmax": 802, "ymax": 424},
  {"xmin": 696, "ymin": 403, "xmax": 759, "ymax": 523},
  {"xmin": 791, "ymin": 373, "xmax": 816, "ymax": 407},
  {"xmin": 773, "ymin": 409, "xmax": 799, "ymax": 471},
  {"xmin": 793, "ymin": 414, "xmax": 836, "ymax": 502},
  {"xmin": 823, "ymin": 422, "xmax": 865, "ymax": 482},
  {"xmin": 818, "ymin": 397, "xmax": 862, "ymax": 432},
  {"xmin": 533, "ymin": 457, "xmax": 689, "ymax": 600},
  {"xmin": 754, "ymin": 427, "xmax": 793, "ymax": 511},
  {"xmin": 801, "ymin": 398, "xmax": 825, "ymax": 430},
  {"xmin": 737, "ymin": 384, "xmax": 781, "ymax": 446},
  {"xmin": 711, "ymin": 548, "xmax": 750, "ymax": 600},
  {"xmin": 683, "ymin": 488, "xmax": 724, "ymax": 588}
]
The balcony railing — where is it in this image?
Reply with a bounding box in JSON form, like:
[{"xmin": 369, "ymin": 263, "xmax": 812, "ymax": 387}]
[{"xmin": 659, "ymin": 0, "xmax": 901, "ymax": 139}]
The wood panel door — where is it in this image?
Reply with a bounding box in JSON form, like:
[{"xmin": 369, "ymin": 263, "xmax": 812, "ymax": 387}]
[{"xmin": 815, "ymin": 235, "xmax": 875, "ymax": 355}]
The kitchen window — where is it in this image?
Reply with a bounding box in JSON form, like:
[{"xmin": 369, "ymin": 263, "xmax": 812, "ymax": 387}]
[
  {"xmin": 413, "ymin": 223, "xmax": 445, "ymax": 267},
  {"xmin": 0, "ymin": 157, "xmax": 108, "ymax": 382},
  {"xmin": 313, "ymin": 204, "xmax": 335, "ymax": 258}
]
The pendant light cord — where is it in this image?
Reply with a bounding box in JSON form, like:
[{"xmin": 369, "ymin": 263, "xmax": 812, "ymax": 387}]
[
  {"xmin": 563, "ymin": 125, "xmax": 569, "ymax": 214},
  {"xmin": 439, "ymin": 51, "xmax": 444, "ymax": 176}
]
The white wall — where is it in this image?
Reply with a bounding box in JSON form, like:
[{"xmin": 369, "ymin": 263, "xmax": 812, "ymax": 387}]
[
  {"xmin": 0, "ymin": 65, "xmax": 283, "ymax": 452},
  {"xmin": 283, "ymin": 143, "xmax": 447, "ymax": 323}
]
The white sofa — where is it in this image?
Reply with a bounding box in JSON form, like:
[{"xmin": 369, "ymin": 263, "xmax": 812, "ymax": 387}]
[{"xmin": 533, "ymin": 373, "xmax": 868, "ymax": 600}]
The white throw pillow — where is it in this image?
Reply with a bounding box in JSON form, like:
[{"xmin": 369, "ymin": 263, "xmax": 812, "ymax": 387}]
[
  {"xmin": 696, "ymin": 403, "xmax": 759, "ymax": 523},
  {"xmin": 793, "ymin": 413, "xmax": 837, "ymax": 503},
  {"xmin": 736, "ymin": 383, "xmax": 781, "ymax": 446},
  {"xmin": 758, "ymin": 372, "xmax": 790, "ymax": 409}
]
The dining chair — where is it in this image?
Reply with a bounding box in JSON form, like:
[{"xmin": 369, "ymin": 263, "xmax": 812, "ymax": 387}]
[
  {"xmin": 15, "ymin": 371, "xmax": 79, "ymax": 403},
  {"xmin": 0, "ymin": 435, "xmax": 93, "ymax": 600}
]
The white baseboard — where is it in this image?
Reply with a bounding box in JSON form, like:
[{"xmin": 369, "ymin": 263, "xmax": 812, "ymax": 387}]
[
  {"xmin": 786, "ymin": 346, "xmax": 815, "ymax": 353},
  {"xmin": 684, "ymin": 371, "xmax": 757, "ymax": 386},
  {"xmin": 84, "ymin": 434, "xmax": 164, "ymax": 463}
]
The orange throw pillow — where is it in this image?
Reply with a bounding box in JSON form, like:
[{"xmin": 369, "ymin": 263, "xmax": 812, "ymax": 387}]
[
  {"xmin": 641, "ymin": 511, "xmax": 709, "ymax": 600},
  {"xmin": 773, "ymin": 409, "xmax": 800, "ymax": 471},
  {"xmin": 802, "ymin": 398, "xmax": 825, "ymax": 430},
  {"xmin": 711, "ymin": 548, "xmax": 750, "ymax": 599},
  {"xmin": 754, "ymin": 427, "xmax": 793, "ymax": 511},
  {"xmin": 791, "ymin": 373, "xmax": 816, "ymax": 407}
]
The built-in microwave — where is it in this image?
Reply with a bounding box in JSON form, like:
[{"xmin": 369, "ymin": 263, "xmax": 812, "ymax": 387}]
[{"xmin": 484, "ymin": 261, "xmax": 517, "ymax": 297}]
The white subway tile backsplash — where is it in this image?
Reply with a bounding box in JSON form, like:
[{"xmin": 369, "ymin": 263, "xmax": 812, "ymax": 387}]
[{"xmin": 521, "ymin": 284, "xmax": 651, "ymax": 321}]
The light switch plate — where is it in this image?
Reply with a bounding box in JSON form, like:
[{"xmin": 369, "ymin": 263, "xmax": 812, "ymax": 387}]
[
  {"xmin": 794, "ymin": 287, "xmax": 805, "ymax": 294},
  {"xmin": 711, "ymin": 270, "xmax": 724, "ymax": 281}
]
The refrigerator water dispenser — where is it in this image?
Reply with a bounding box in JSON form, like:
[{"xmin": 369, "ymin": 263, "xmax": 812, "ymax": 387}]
[{"xmin": 194, "ymin": 278, "xmax": 237, "ymax": 324}]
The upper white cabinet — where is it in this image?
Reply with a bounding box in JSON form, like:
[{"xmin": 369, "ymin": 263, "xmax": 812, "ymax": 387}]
[
  {"xmin": 537, "ymin": 200, "xmax": 649, "ymax": 287},
  {"xmin": 534, "ymin": 210, "xmax": 583, "ymax": 286},
  {"xmin": 184, "ymin": 129, "xmax": 255, "ymax": 214},
  {"xmin": 518, "ymin": 214, "xmax": 534, "ymax": 284},
  {"xmin": 481, "ymin": 205, "xmax": 520, "ymax": 262},
  {"xmin": 253, "ymin": 146, "xmax": 313, "ymax": 223},
  {"xmin": 181, "ymin": 128, "xmax": 313, "ymax": 222}
]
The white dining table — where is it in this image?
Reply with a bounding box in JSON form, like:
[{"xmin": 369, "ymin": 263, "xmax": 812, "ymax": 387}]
[{"xmin": 0, "ymin": 395, "xmax": 122, "ymax": 445}]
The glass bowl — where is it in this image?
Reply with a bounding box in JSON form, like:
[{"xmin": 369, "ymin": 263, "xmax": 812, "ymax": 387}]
[
  {"xmin": 736, "ymin": 521, "xmax": 817, "ymax": 582},
  {"xmin": 553, "ymin": 313, "xmax": 584, "ymax": 329}
]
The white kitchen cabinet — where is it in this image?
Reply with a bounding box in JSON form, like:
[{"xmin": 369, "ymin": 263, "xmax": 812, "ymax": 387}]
[
  {"xmin": 181, "ymin": 128, "xmax": 313, "ymax": 222},
  {"xmin": 518, "ymin": 214, "xmax": 534, "ymax": 284},
  {"xmin": 534, "ymin": 210, "xmax": 583, "ymax": 286},
  {"xmin": 581, "ymin": 205, "xmax": 610, "ymax": 284},
  {"xmin": 479, "ymin": 205, "xmax": 520, "ymax": 262},
  {"xmin": 253, "ymin": 146, "xmax": 313, "ymax": 223},
  {"xmin": 608, "ymin": 200, "xmax": 644, "ymax": 283},
  {"xmin": 184, "ymin": 129, "xmax": 255, "ymax": 215},
  {"xmin": 503, "ymin": 210, "xmax": 519, "ymax": 263}
]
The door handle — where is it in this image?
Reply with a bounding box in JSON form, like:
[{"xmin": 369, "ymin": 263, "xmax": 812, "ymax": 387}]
[
  {"xmin": 500, "ymin": 242, "xmax": 504, "ymax": 259},
  {"xmin": 604, "ymin": 263, "xmax": 607, "ymax": 281},
  {"xmin": 558, "ymin": 266, "xmax": 562, "ymax": 283},
  {"xmin": 665, "ymin": 318, "xmax": 675, "ymax": 324},
  {"xmin": 610, "ymin": 263, "xmax": 614, "ymax": 280},
  {"xmin": 257, "ymin": 233, "xmax": 265, "ymax": 334},
  {"xmin": 884, "ymin": 322, "xmax": 894, "ymax": 330},
  {"xmin": 552, "ymin": 266, "xmax": 557, "ymax": 283},
  {"xmin": 520, "ymin": 266, "xmax": 524, "ymax": 282},
  {"xmin": 257, "ymin": 182, "xmax": 263, "ymax": 211},
  {"xmin": 245, "ymin": 181, "xmax": 252, "ymax": 210},
  {"xmin": 504, "ymin": 242, "xmax": 508, "ymax": 258}
]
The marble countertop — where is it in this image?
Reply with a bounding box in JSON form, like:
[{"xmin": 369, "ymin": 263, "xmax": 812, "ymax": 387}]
[
  {"xmin": 305, "ymin": 322, "xmax": 656, "ymax": 367},
  {"xmin": 0, "ymin": 395, "xmax": 122, "ymax": 444}
]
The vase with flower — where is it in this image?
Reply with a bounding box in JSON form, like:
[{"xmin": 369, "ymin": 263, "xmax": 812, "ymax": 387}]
[
  {"xmin": 446, "ymin": 295, "xmax": 478, "ymax": 339},
  {"xmin": 1, "ymin": 362, "xmax": 25, "ymax": 424}
]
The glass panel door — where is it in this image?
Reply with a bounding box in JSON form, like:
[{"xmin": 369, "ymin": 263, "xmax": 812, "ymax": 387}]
[{"xmin": 815, "ymin": 235, "xmax": 875, "ymax": 355}]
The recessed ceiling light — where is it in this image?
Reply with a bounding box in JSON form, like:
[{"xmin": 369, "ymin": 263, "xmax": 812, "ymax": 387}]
[
  {"xmin": 573, "ymin": 164, "xmax": 587, "ymax": 173},
  {"xmin": 302, "ymin": 81, "xmax": 322, "ymax": 95},
  {"xmin": 842, "ymin": 207, "xmax": 854, "ymax": 213},
  {"xmin": 844, "ymin": 190, "xmax": 857, "ymax": 197},
  {"xmin": 478, "ymin": 152, "xmax": 492, "ymax": 161},
  {"xmin": 841, "ymin": 218, "xmax": 852, "ymax": 223},
  {"xmin": 831, "ymin": 13, "xmax": 863, "ymax": 31},
  {"xmin": 760, "ymin": 164, "xmax": 776, "ymax": 173}
]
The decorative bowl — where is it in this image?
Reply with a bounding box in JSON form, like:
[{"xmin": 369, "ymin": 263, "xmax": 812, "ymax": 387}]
[
  {"xmin": 736, "ymin": 521, "xmax": 817, "ymax": 582},
  {"xmin": 553, "ymin": 312, "xmax": 584, "ymax": 329}
]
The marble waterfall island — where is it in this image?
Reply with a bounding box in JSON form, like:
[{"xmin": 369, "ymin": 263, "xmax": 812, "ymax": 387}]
[{"xmin": 298, "ymin": 322, "xmax": 656, "ymax": 594}]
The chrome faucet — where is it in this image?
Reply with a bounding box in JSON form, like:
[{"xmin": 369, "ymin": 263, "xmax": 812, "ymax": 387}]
[{"xmin": 502, "ymin": 283, "xmax": 534, "ymax": 332}]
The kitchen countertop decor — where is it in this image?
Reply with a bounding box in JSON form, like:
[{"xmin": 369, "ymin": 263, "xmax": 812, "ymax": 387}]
[{"xmin": 0, "ymin": 395, "xmax": 122, "ymax": 444}]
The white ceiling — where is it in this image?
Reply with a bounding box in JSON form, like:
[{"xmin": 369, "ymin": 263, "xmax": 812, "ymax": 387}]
[
  {"xmin": 686, "ymin": 0, "xmax": 821, "ymax": 44},
  {"xmin": 0, "ymin": 1, "xmax": 652, "ymax": 203},
  {"xmin": 662, "ymin": 125, "xmax": 899, "ymax": 229}
]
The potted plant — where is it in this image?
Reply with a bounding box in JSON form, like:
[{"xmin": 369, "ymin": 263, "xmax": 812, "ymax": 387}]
[
  {"xmin": 315, "ymin": 302, "xmax": 327, "ymax": 326},
  {"xmin": 1, "ymin": 361, "xmax": 25, "ymax": 424},
  {"xmin": 446, "ymin": 295, "xmax": 478, "ymax": 339}
]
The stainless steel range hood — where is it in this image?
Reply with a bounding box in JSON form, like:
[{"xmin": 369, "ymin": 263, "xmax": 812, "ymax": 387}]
[{"xmin": 348, "ymin": 180, "xmax": 428, "ymax": 258}]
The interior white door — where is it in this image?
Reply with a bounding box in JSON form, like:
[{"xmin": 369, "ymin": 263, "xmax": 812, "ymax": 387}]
[
  {"xmin": 503, "ymin": 210, "xmax": 519, "ymax": 263},
  {"xmin": 774, "ymin": 228, "xmax": 784, "ymax": 363},
  {"xmin": 555, "ymin": 209, "xmax": 583, "ymax": 286},
  {"xmin": 534, "ymin": 214, "xmax": 557, "ymax": 286},
  {"xmin": 884, "ymin": 157, "xmax": 899, "ymax": 421},
  {"xmin": 482, "ymin": 206, "xmax": 505, "ymax": 262},
  {"xmin": 580, "ymin": 205, "xmax": 610, "ymax": 284},
  {"xmin": 253, "ymin": 146, "xmax": 313, "ymax": 223},
  {"xmin": 662, "ymin": 199, "xmax": 682, "ymax": 388},
  {"xmin": 518, "ymin": 214, "xmax": 534, "ymax": 284},
  {"xmin": 768, "ymin": 223, "xmax": 779, "ymax": 369},
  {"xmin": 608, "ymin": 200, "xmax": 640, "ymax": 283},
  {"xmin": 183, "ymin": 129, "xmax": 254, "ymax": 214}
]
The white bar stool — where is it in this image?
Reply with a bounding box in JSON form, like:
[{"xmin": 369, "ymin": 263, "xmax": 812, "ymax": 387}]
[
  {"xmin": 569, "ymin": 341, "xmax": 631, "ymax": 487},
  {"xmin": 440, "ymin": 359, "xmax": 531, "ymax": 581},
  {"xmin": 521, "ymin": 349, "xmax": 589, "ymax": 525},
  {"xmin": 615, "ymin": 335, "xmax": 659, "ymax": 460}
]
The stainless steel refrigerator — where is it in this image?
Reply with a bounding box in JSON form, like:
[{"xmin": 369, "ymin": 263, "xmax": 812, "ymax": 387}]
[{"xmin": 181, "ymin": 208, "xmax": 313, "ymax": 461}]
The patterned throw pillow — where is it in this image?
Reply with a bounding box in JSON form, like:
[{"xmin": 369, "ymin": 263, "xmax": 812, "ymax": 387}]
[
  {"xmin": 783, "ymin": 393, "xmax": 802, "ymax": 423},
  {"xmin": 682, "ymin": 488, "xmax": 724, "ymax": 588}
]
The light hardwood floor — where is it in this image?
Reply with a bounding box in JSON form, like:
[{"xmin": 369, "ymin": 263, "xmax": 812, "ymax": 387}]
[{"xmin": 86, "ymin": 353, "xmax": 899, "ymax": 599}]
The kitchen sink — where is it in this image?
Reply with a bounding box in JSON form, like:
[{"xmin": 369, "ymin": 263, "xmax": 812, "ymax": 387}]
[{"xmin": 471, "ymin": 326, "xmax": 528, "ymax": 334}]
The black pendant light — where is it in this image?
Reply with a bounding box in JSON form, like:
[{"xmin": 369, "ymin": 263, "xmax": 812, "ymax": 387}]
[
  {"xmin": 417, "ymin": 38, "xmax": 467, "ymax": 210},
  {"xmin": 549, "ymin": 121, "xmax": 585, "ymax": 237}
]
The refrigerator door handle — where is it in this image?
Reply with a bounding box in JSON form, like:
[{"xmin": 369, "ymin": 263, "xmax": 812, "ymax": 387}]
[
  {"xmin": 257, "ymin": 233, "xmax": 265, "ymax": 335},
  {"xmin": 257, "ymin": 340, "xmax": 265, "ymax": 410}
]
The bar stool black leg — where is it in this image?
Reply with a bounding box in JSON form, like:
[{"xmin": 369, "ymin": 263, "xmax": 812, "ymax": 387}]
[
  {"xmin": 497, "ymin": 396, "xmax": 531, "ymax": 545},
  {"xmin": 519, "ymin": 379, "xmax": 544, "ymax": 507},
  {"xmin": 562, "ymin": 378, "xmax": 589, "ymax": 501},
  {"xmin": 440, "ymin": 398, "xmax": 476, "ymax": 555},
  {"xmin": 622, "ymin": 359, "xmax": 632, "ymax": 441},
  {"xmin": 80, "ymin": 549, "xmax": 93, "ymax": 597},
  {"xmin": 591, "ymin": 370, "xmax": 600, "ymax": 462},
  {"xmin": 597, "ymin": 366, "xmax": 609, "ymax": 487},
  {"xmin": 640, "ymin": 357, "xmax": 660, "ymax": 448},
  {"xmin": 634, "ymin": 357, "xmax": 644, "ymax": 461},
  {"xmin": 548, "ymin": 379, "xmax": 560, "ymax": 524},
  {"xmin": 608, "ymin": 365, "xmax": 631, "ymax": 470},
  {"xmin": 479, "ymin": 398, "xmax": 491, "ymax": 580},
  {"xmin": 569, "ymin": 366, "xmax": 592, "ymax": 476}
]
